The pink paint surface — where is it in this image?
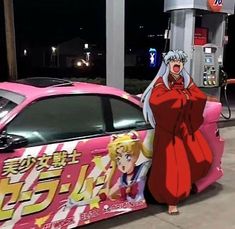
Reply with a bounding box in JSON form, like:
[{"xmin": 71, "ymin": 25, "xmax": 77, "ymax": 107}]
[
  {"xmin": 196, "ymin": 101, "xmax": 224, "ymax": 192},
  {"xmin": 0, "ymin": 81, "xmax": 224, "ymax": 228},
  {"xmin": 0, "ymin": 123, "xmax": 151, "ymax": 228}
]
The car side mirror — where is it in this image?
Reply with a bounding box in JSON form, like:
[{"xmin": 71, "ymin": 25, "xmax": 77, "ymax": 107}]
[{"xmin": 0, "ymin": 133, "xmax": 28, "ymax": 152}]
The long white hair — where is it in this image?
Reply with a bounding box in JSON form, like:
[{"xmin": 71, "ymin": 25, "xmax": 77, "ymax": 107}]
[{"xmin": 141, "ymin": 50, "xmax": 191, "ymax": 128}]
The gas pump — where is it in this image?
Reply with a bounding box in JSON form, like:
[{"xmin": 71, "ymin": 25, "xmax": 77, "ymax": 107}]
[
  {"xmin": 192, "ymin": 44, "xmax": 223, "ymax": 88},
  {"xmin": 164, "ymin": 0, "xmax": 235, "ymax": 101}
]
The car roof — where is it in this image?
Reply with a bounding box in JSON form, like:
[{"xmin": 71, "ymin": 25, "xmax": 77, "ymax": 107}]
[{"xmin": 0, "ymin": 77, "xmax": 135, "ymax": 102}]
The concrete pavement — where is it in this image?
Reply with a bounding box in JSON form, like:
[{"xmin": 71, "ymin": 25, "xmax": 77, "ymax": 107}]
[{"xmin": 83, "ymin": 125, "xmax": 235, "ymax": 229}]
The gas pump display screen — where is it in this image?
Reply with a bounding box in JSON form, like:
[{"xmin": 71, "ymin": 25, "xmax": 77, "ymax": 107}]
[
  {"xmin": 205, "ymin": 57, "xmax": 212, "ymax": 63},
  {"xmin": 205, "ymin": 47, "xmax": 212, "ymax": 54}
]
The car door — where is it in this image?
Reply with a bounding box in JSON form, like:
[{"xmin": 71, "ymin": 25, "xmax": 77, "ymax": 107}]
[
  {"xmin": 0, "ymin": 94, "xmax": 153, "ymax": 228},
  {"xmin": 0, "ymin": 94, "xmax": 114, "ymax": 229},
  {"xmin": 97, "ymin": 96, "xmax": 153, "ymax": 219}
]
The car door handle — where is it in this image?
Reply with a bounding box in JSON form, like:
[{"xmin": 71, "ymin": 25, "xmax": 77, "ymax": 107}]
[{"xmin": 91, "ymin": 149, "xmax": 108, "ymax": 156}]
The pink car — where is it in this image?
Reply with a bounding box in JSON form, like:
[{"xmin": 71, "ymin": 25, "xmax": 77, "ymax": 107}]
[{"xmin": 0, "ymin": 78, "xmax": 224, "ymax": 228}]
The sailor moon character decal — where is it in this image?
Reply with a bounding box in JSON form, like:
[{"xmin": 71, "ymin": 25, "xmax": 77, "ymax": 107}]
[{"xmin": 107, "ymin": 131, "xmax": 152, "ymax": 201}]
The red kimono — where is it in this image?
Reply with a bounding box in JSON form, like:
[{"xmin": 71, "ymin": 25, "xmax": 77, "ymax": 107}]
[{"xmin": 148, "ymin": 74, "xmax": 212, "ymax": 205}]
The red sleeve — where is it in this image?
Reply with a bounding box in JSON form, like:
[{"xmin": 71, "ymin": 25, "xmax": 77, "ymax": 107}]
[
  {"xmin": 149, "ymin": 78, "xmax": 187, "ymax": 133},
  {"xmin": 185, "ymin": 78, "xmax": 207, "ymax": 132}
]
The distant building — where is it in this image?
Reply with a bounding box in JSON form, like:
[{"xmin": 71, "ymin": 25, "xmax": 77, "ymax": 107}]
[
  {"xmin": 16, "ymin": 34, "xmax": 162, "ymax": 79},
  {"xmin": 57, "ymin": 37, "xmax": 87, "ymax": 68}
]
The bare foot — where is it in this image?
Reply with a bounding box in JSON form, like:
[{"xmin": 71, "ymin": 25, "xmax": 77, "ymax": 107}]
[{"xmin": 168, "ymin": 205, "xmax": 179, "ymax": 215}]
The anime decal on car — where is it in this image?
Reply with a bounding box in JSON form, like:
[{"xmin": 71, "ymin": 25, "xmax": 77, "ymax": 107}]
[
  {"xmin": 0, "ymin": 130, "xmax": 153, "ymax": 228},
  {"xmin": 107, "ymin": 131, "xmax": 152, "ymax": 202}
]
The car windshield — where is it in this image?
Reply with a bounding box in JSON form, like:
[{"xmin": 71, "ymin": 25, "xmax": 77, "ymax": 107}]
[{"xmin": 0, "ymin": 89, "xmax": 25, "ymax": 121}]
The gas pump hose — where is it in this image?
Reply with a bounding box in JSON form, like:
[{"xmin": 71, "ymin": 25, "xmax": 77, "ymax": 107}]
[{"xmin": 221, "ymin": 78, "xmax": 235, "ymax": 120}]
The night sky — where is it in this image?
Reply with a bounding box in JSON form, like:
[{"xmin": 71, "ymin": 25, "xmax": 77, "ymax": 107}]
[
  {"xmin": 13, "ymin": 0, "xmax": 167, "ymax": 46},
  {"xmin": 13, "ymin": 1, "xmax": 234, "ymax": 55},
  {"xmin": 0, "ymin": 1, "xmax": 234, "ymax": 76},
  {"xmin": 12, "ymin": 1, "xmax": 234, "ymax": 46},
  {"xmin": 13, "ymin": 0, "xmax": 106, "ymax": 45}
]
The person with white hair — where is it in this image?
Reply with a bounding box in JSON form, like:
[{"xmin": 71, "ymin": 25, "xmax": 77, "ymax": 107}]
[{"xmin": 141, "ymin": 50, "xmax": 213, "ymax": 215}]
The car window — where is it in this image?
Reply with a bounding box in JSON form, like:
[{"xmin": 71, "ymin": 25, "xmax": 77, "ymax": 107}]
[
  {"xmin": 6, "ymin": 95, "xmax": 105, "ymax": 145},
  {"xmin": 110, "ymin": 97, "xmax": 148, "ymax": 131},
  {"xmin": 0, "ymin": 89, "xmax": 25, "ymax": 120}
]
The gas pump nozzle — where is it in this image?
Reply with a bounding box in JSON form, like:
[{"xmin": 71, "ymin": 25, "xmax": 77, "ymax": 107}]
[
  {"xmin": 207, "ymin": 68, "xmax": 235, "ymax": 120},
  {"xmin": 226, "ymin": 79, "xmax": 235, "ymax": 85},
  {"xmin": 219, "ymin": 68, "xmax": 228, "ymax": 87}
]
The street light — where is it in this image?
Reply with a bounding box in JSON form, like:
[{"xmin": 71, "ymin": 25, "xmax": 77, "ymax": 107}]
[
  {"xmin": 51, "ymin": 46, "xmax": 57, "ymax": 54},
  {"xmin": 84, "ymin": 43, "xmax": 89, "ymax": 49},
  {"xmin": 51, "ymin": 46, "xmax": 57, "ymax": 67},
  {"xmin": 23, "ymin": 49, "xmax": 27, "ymax": 56}
]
